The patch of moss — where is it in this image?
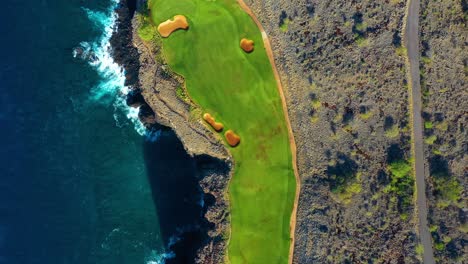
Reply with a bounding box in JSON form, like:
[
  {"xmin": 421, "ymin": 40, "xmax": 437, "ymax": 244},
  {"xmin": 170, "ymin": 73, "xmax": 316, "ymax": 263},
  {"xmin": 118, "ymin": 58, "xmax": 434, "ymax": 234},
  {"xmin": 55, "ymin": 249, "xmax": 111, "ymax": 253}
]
[
  {"xmin": 188, "ymin": 106, "xmax": 202, "ymax": 122},
  {"xmin": 176, "ymin": 85, "xmax": 189, "ymax": 101}
]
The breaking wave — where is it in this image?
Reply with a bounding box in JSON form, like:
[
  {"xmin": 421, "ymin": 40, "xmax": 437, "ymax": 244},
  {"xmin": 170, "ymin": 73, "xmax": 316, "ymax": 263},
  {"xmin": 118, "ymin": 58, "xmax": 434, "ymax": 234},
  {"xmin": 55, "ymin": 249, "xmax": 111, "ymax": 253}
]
[
  {"xmin": 74, "ymin": 1, "xmax": 170, "ymax": 263},
  {"xmin": 73, "ymin": 0, "xmax": 147, "ymax": 136}
]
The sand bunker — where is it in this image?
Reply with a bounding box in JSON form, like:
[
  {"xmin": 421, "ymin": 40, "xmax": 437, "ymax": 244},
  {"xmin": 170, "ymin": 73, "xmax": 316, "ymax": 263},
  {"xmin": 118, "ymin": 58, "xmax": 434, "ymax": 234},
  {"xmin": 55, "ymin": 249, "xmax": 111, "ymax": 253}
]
[
  {"xmin": 225, "ymin": 130, "xmax": 241, "ymax": 147},
  {"xmin": 203, "ymin": 113, "xmax": 224, "ymax": 132},
  {"xmin": 158, "ymin": 15, "xmax": 189, "ymax": 38},
  {"xmin": 240, "ymin": 38, "xmax": 254, "ymax": 53}
]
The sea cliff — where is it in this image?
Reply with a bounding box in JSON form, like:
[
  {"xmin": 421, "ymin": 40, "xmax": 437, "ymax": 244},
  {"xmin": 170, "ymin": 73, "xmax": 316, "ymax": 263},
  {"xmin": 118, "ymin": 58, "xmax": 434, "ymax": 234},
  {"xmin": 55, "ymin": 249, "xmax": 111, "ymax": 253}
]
[{"xmin": 110, "ymin": 0, "xmax": 232, "ymax": 263}]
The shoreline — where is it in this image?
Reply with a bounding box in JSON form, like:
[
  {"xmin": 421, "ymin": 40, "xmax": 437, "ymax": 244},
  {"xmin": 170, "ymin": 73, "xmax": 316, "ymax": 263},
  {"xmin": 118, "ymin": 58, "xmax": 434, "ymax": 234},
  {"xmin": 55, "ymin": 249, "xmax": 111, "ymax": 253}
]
[
  {"xmin": 110, "ymin": 0, "xmax": 233, "ymax": 263},
  {"xmin": 236, "ymin": 1, "xmax": 301, "ymax": 263}
]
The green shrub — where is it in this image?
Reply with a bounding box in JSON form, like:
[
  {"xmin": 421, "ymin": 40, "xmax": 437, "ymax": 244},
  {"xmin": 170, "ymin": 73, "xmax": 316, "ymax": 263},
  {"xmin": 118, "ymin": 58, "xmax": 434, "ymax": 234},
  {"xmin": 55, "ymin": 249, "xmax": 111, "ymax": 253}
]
[
  {"xmin": 355, "ymin": 22, "xmax": 368, "ymax": 32},
  {"xmin": 385, "ymin": 125, "xmax": 400, "ymax": 138},
  {"xmin": 395, "ymin": 46, "xmax": 407, "ymax": 56},
  {"xmin": 137, "ymin": 15, "xmax": 156, "ymax": 42},
  {"xmin": 385, "ymin": 160, "xmax": 414, "ymax": 213},
  {"xmin": 416, "ymin": 244, "xmax": 424, "ymax": 255},
  {"xmin": 327, "ymin": 154, "xmax": 359, "ymax": 203},
  {"xmin": 336, "ymin": 182, "xmax": 362, "ymax": 203},
  {"xmin": 433, "ymin": 176, "xmax": 462, "ymax": 204},
  {"xmin": 311, "ymin": 98, "xmax": 321, "ymax": 109},
  {"xmin": 355, "ymin": 35, "xmax": 369, "ymax": 47},
  {"xmin": 434, "ymin": 242, "xmax": 445, "ymax": 251},
  {"xmin": 429, "ymin": 225, "xmax": 438, "ymax": 233},
  {"xmin": 424, "ymin": 121, "xmax": 433, "ymax": 129},
  {"xmin": 421, "ymin": 56, "xmax": 432, "ymax": 64},
  {"xmin": 279, "ymin": 18, "xmax": 290, "ymax": 32},
  {"xmin": 425, "ymin": 135, "xmax": 437, "ymax": 145},
  {"xmin": 435, "ymin": 121, "xmax": 448, "ymax": 131}
]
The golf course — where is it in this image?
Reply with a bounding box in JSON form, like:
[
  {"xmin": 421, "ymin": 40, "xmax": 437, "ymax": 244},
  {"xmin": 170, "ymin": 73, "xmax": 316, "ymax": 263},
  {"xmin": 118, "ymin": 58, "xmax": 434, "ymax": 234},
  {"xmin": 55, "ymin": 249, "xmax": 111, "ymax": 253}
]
[{"xmin": 147, "ymin": 0, "xmax": 297, "ymax": 262}]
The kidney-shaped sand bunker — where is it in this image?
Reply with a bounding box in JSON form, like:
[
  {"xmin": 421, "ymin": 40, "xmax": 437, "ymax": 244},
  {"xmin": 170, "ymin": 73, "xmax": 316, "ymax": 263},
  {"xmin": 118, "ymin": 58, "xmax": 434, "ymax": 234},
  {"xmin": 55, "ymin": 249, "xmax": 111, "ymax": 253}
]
[{"xmin": 158, "ymin": 15, "xmax": 189, "ymax": 38}]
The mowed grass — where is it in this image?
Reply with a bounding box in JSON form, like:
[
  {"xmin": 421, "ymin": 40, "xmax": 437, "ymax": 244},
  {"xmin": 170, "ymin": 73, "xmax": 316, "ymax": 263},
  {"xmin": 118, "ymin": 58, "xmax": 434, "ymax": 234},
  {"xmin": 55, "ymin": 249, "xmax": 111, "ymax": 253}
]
[{"xmin": 148, "ymin": 0, "xmax": 296, "ymax": 263}]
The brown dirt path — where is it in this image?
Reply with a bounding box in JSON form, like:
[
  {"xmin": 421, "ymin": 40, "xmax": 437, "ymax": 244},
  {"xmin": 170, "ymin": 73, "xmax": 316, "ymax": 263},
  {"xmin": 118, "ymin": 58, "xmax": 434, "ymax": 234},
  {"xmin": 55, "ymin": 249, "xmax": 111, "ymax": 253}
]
[{"xmin": 236, "ymin": 1, "xmax": 301, "ymax": 263}]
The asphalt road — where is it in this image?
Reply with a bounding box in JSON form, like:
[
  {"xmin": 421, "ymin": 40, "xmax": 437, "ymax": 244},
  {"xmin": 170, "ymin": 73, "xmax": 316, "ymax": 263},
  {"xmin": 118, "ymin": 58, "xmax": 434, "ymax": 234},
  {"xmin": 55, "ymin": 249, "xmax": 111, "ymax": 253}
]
[{"xmin": 405, "ymin": 0, "xmax": 435, "ymax": 263}]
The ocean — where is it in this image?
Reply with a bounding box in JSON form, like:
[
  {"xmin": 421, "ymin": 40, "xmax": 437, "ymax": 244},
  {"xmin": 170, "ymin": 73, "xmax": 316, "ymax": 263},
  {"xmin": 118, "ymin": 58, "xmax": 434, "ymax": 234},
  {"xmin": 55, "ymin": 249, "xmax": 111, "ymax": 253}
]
[{"xmin": 0, "ymin": 0, "xmax": 205, "ymax": 263}]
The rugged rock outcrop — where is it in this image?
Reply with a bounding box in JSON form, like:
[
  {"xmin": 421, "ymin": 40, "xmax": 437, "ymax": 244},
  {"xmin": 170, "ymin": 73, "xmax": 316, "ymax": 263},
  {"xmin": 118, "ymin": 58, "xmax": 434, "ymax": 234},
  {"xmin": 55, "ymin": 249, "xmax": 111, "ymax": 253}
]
[
  {"xmin": 244, "ymin": 0, "xmax": 419, "ymax": 262},
  {"xmin": 419, "ymin": 0, "xmax": 467, "ymax": 262},
  {"xmin": 110, "ymin": 1, "xmax": 231, "ymax": 263}
]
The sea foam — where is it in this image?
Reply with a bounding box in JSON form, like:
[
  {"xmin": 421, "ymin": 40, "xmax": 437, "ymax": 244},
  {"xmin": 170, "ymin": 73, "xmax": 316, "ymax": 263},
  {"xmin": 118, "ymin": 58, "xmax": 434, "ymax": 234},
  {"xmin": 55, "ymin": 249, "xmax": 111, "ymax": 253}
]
[
  {"xmin": 75, "ymin": 1, "xmax": 147, "ymax": 136},
  {"xmin": 75, "ymin": 2, "xmax": 169, "ymax": 262}
]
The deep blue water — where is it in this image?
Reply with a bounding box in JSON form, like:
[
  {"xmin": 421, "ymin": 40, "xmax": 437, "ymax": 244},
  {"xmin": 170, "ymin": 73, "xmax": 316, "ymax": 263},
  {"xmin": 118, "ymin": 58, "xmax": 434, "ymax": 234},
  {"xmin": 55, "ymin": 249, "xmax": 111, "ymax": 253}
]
[{"xmin": 0, "ymin": 0, "xmax": 181, "ymax": 263}]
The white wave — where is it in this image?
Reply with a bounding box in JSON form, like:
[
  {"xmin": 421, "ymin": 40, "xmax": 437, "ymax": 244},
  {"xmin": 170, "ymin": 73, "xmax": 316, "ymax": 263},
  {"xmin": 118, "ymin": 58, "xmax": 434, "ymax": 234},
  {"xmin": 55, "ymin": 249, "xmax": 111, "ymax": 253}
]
[
  {"xmin": 77, "ymin": 1, "xmax": 147, "ymax": 136},
  {"xmin": 145, "ymin": 250, "xmax": 176, "ymax": 264}
]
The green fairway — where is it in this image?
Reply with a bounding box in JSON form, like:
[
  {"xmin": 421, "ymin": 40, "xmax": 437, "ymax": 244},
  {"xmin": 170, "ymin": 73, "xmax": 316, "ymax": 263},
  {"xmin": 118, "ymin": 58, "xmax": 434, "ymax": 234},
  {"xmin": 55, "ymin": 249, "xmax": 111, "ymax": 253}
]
[{"xmin": 147, "ymin": 0, "xmax": 296, "ymax": 262}]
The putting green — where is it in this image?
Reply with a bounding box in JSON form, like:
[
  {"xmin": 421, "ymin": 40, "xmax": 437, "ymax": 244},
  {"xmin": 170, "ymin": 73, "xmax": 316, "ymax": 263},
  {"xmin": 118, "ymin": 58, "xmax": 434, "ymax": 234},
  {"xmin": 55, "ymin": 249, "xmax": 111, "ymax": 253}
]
[{"xmin": 148, "ymin": 0, "xmax": 296, "ymax": 262}]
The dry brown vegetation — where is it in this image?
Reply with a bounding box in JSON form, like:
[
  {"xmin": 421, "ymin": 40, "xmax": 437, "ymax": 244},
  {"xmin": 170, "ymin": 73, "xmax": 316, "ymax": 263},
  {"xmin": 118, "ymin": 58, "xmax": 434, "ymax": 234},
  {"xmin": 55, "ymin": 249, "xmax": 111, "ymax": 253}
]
[
  {"xmin": 157, "ymin": 15, "xmax": 189, "ymax": 38},
  {"xmin": 420, "ymin": 0, "xmax": 467, "ymax": 262},
  {"xmin": 244, "ymin": 0, "xmax": 420, "ymax": 262}
]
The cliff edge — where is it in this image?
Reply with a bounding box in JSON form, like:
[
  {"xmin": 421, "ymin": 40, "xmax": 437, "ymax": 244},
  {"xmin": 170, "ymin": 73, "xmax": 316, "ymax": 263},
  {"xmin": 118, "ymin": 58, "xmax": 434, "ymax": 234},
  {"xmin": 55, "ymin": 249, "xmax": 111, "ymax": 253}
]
[{"xmin": 110, "ymin": 1, "xmax": 232, "ymax": 263}]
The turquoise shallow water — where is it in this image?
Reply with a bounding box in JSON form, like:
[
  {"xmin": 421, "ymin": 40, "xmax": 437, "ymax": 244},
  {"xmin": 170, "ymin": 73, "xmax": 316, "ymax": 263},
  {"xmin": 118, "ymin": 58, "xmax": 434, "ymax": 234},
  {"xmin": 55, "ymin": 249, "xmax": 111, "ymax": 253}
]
[{"xmin": 0, "ymin": 0, "xmax": 171, "ymax": 263}]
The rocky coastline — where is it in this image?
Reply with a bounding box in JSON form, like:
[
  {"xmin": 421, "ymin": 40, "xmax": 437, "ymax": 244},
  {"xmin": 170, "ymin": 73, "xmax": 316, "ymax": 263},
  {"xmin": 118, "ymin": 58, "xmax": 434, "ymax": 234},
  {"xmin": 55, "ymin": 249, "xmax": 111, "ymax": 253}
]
[{"xmin": 110, "ymin": 0, "xmax": 232, "ymax": 263}]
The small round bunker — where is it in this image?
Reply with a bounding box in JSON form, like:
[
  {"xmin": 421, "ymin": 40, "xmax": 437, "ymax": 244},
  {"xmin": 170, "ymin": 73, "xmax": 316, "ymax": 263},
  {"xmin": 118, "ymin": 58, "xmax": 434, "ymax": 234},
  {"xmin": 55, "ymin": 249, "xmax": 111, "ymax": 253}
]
[{"xmin": 240, "ymin": 38, "xmax": 254, "ymax": 53}]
